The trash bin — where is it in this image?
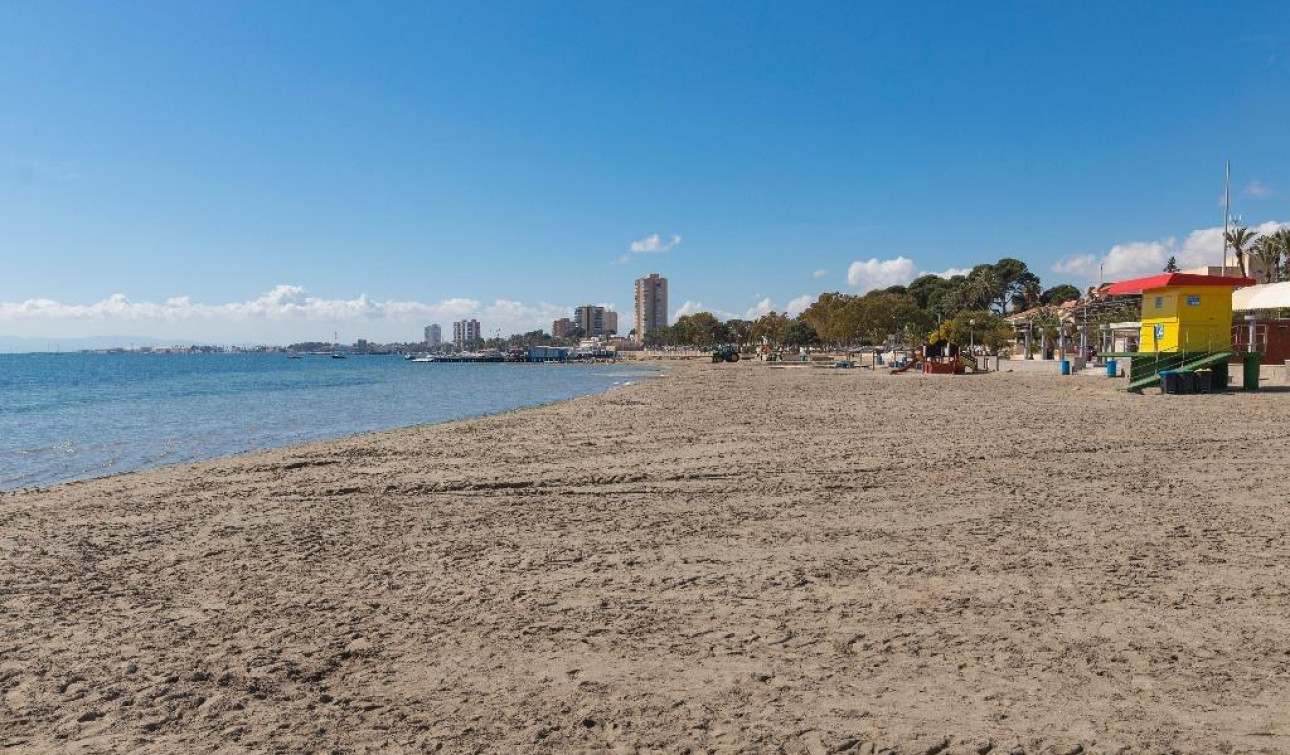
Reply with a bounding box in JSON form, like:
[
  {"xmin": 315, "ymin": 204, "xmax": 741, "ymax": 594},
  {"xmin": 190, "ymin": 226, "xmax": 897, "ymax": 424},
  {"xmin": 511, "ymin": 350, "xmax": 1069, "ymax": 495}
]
[
  {"xmin": 875, "ymin": 353, "xmax": 884, "ymax": 366},
  {"xmin": 1060, "ymin": 359, "xmax": 1071, "ymax": 375},
  {"xmin": 1159, "ymin": 370, "xmax": 1182, "ymax": 394},
  {"xmin": 1178, "ymin": 371, "xmax": 1197, "ymax": 394},
  {"xmin": 1242, "ymin": 353, "xmax": 1261, "ymax": 391},
  {"xmin": 1193, "ymin": 369, "xmax": 1213, "ymax": 393},
  {"xmin": 1105, "ymin": 359, "xmax": 1117, "ymax": 377}
]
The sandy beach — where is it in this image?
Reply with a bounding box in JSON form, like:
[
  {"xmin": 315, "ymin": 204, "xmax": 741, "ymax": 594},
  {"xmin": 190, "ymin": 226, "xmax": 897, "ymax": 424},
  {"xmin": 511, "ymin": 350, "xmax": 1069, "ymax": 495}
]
[{"xmin": 3, "ymin": 363, "xmax": 1289, "ymax": 755}]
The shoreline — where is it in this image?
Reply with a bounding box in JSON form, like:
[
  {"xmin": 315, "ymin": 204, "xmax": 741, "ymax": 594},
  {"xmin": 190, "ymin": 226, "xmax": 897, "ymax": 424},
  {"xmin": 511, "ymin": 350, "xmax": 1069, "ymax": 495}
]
[
  {"xmin": 1, "ymin": 360, "xmax": 663, "ymax": 496},
  {"xmin": 3, "ymin": 362, "xmax": 1289, "ymax": 753}
]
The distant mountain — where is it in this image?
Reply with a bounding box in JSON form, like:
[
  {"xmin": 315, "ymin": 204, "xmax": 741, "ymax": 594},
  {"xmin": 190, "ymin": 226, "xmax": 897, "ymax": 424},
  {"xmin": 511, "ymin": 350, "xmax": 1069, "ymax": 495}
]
[{"xmin": 0, "ymin": 335, "xmax": 202, "ymax": 353}]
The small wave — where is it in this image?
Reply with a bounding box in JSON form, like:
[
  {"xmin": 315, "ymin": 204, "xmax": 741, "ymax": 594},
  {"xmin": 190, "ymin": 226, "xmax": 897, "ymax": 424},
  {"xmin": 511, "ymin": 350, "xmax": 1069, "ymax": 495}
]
[{"xmin": 18, "ymin": 441, "xmax": 78, "ymax": 456}]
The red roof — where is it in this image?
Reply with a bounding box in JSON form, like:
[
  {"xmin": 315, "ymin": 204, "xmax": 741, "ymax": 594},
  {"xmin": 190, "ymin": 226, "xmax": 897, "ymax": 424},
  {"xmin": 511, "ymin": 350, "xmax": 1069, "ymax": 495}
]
[{"xmin": 1104, "ymin": 272, "xmax": 1255, "ymax": 295}]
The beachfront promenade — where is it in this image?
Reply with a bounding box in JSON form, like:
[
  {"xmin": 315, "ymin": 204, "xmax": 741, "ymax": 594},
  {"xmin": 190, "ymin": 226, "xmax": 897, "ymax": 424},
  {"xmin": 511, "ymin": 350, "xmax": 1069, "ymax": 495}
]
[{"xmin": 2, "ymin": 364, "xmax": 1289, "ymax": 754}]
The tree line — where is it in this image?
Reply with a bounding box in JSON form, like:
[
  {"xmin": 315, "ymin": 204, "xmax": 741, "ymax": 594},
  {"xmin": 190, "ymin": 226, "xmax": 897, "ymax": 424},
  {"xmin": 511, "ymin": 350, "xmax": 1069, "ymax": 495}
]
[
  {"xmin": 1222, "ymin": 226, "xmax": 1290, "ymax": 283},
  {"xmin": 644, "ymin": 258, "xmax": 1084, "ymax": 352}
]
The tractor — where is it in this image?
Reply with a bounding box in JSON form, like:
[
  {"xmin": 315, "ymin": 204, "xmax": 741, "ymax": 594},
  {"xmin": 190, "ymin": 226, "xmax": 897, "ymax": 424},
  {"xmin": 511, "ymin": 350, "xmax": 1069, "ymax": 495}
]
[{"xmin": 712, "ymin": 345, "xmax": 741, "ymax": 363}]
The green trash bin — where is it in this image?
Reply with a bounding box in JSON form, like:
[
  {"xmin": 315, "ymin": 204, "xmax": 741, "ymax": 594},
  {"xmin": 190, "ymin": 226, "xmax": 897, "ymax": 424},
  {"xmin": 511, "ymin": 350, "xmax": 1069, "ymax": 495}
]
[
  {"xmin": 1193, "ymin": 368, "xmax": 1213, "ymax": 393},
  {"xmin": 1242, "ymin": 353, "xmax": 1262, "ymax": 391}
]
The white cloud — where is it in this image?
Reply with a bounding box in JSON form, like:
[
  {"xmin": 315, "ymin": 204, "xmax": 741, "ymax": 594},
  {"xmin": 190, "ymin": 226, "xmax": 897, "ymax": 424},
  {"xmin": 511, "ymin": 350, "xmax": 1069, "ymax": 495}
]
[
  {"xmin": 1052, "ymin": 220, "xmax": 1290, "ymax": 282},
  {"xmin": 929, "ymin": 267, "xmax": 971, "ymax": 279},
  {"xmin": 1178, "ymin": 228, "xmax": 1222, "ymax": 268},
  {"xmin": 671, "ymin": 300, "xmax": 740, "ymax": 321},
  {"xmin": 1051, "ymin": 253, "xmax": 1099, "ymax": 278},
  {"xmin": 1102, "ymin": 240, "xmax": 1173, "ymax": 278},
  {"xmin": 673, "ymin": 300, "xmax": 707, "ymax": 319},
  {"xmin": 1244, "ymin": 180, "xmax": 1274, "ymax": 198},
  {"xmin": 669, "ymin": 293, "xmax": 814, "ymax": 323},
  {"xmin": 811, "ymin": 269, "xmax": 828, "ymax": 278},
  {"xmin": 0, "ymin": 285, "xmax": 571, "ymax": 343},
  {"xmin": 629, "ymin": 233, "xmax": 681, "ymax": 253},
  {"xmin": 745, "ymin": 297, "xmax": 774, "ymax": 319},
  {"xmin": 786, "ymin": 294, "xmax": 813, "ymax": 316},
  {"xmin": 845, "ymin": 256, "xmax": 917, "ymax": 292}
]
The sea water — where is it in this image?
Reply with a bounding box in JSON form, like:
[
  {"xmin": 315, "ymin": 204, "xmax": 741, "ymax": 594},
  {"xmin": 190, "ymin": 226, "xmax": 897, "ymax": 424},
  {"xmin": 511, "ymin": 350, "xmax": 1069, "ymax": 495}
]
[{"xmin": 0, "ymin": 353, "xmax": 657, "ymax": 491}]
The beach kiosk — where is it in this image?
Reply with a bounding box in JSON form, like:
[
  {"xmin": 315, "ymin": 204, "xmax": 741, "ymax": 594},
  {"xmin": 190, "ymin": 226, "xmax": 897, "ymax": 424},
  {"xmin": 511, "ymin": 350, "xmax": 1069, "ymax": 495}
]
[{"xmin": 1103, "ymin": 272, "xmax": 1255, "ymax": 392}]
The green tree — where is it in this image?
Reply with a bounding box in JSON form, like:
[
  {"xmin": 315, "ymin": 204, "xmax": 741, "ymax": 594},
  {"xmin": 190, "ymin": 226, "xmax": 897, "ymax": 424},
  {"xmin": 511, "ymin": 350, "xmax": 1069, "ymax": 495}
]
[
  {"xmin": 1040, "ymin": 284, "xmax": 1082, "ymax": 305},
  {"xmin": 1164, "ymin": 256, "xmax": 1179, "ymax": 273},
  {"xmin": 781, "ymin": 318, "xmax": 820, "ymax": 347},
  {"xmin": 750, "ymin": 312, "xmax": 790, "ymax": 345},
  {"xmin": 964, "ymin": 258, "xmax": 1039, "ymax": 315},
  {"xmin": 853, "ymin": 291, "xmax": 933, "ymax": 346},
  {"xmin": 1250, "ymin": 233, "xmax": 1285, "ymax": 283},
  {"xmin": 643, "ymin": 326, "xmax": 671, "ymax": 348},
  {"xmin": 1016, "ymin": 277, "xmax": 1044, "ymax": 311},
  {"xmin": 1226, "ymin": 226, "xmax": 1260, "ymax": 277},
  {"xmin": 671, "ymin": 312, "xmax": 731, "ymax": 347},
  {"xmin": 962, "ymin": 264, "xmax": 1004, "ymax": 312},
  {"xmin": 907, "ymin": 273, "xmax": 971, "ymax": 319},
  {"xmin": 801, "ymin": 293, "xmax": 862, "ymax": 347},
  {"xmin": 725, "ymin": 318, "xmax": 753, "ymax": 346},
  {"xmin": 907, "ymin": 274, "xmax": 950, "ymax": 309},
  {"xmin": 945, "ymin": 311, "xmax": 1012, "ymax": 353},
  {"xmin": 1275, "ymin": 229, "xmax": 1290, "ymax": 282}
]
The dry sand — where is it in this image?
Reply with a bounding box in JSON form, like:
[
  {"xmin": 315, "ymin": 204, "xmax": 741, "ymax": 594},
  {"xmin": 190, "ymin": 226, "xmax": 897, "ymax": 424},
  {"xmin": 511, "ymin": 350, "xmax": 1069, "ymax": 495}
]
[{"xmin": 3, "ymin": 363, "xmax": 1290, "ymax": 755}]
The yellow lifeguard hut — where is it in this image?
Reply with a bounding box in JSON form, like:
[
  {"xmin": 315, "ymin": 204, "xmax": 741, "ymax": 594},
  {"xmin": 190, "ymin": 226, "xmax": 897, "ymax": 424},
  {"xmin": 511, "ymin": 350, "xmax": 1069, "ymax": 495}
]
[{"xmin": 1104, "ymin": 273, "xmax": 1255, "ymax": 392}]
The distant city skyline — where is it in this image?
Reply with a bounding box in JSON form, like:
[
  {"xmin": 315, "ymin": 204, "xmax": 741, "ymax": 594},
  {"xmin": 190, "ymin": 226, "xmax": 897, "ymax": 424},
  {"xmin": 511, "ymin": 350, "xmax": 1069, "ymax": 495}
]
[{"xmin": 2, "ymin": 2, "xmax": 1288, "ymax": 342}]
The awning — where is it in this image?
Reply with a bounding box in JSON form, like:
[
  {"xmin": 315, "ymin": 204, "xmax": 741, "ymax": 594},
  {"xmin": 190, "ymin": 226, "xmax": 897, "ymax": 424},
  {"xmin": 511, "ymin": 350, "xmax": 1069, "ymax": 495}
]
[{"xmin": 1233, "ymin": 281, "xmax": 1290, "ymax": 310}]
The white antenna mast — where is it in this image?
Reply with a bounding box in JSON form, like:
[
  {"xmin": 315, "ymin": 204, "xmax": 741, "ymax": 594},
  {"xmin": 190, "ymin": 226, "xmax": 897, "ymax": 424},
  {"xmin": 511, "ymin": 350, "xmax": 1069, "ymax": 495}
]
[{"xmin": 1221, "ymin": 160, "xmax": 1231, "ymax": 276}]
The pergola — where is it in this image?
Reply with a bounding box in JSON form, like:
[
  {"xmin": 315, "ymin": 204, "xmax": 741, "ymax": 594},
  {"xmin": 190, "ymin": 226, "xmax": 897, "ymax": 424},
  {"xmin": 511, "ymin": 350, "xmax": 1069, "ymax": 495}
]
[{"xmin": 1004, "ymin": 295, "xmax": 1142, "ymax": 359}]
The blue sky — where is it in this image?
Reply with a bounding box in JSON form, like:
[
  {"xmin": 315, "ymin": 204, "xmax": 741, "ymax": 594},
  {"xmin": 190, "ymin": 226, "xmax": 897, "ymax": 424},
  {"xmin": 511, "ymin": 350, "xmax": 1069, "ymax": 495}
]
[{"xmin": 2, "ymin": 1, "xmax": 1288, "ymax": 342}]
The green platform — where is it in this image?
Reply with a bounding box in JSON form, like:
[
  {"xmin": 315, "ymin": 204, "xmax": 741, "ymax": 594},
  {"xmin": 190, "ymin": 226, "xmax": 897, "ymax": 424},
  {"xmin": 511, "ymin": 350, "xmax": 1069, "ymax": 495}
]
[{"xmin": 1117, "ymin": 351, "xmax": 1235, "ymax": 393}]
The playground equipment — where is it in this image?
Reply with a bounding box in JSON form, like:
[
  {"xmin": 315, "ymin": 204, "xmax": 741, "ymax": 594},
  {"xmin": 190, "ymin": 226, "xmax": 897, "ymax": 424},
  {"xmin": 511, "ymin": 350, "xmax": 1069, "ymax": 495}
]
[
  {"xmin": 889, "ymin": 324, "xmax": 980, "ymax": 375},
  {"xmin": 1101, "ymin": 273, "xmax": 1257, "ymax": 393},
  {"xmin": 890, "ymin": 354, "xmax": 921, "ymax": 374},
  {"xmin": 920, "ymin": 338, "xmax": 968, "ymax": 374},
  {"xmin": 711, "ymin": 344, "xmax": 741, "ymax": 363}
]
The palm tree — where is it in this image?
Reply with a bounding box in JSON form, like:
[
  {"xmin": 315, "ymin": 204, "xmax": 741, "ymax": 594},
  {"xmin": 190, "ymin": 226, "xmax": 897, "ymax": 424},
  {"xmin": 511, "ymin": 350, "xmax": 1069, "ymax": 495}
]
[
  {"xmin": 1017, "ymin": 277, "xmax": 1043, "ymax": 311},
  {"xmin": 965, "ymin": 266, "xmax": 1004, "ymax": 313},
  {"xmin": 1276, "ymin": 229, "xmax": 1290, "ymax": 282},
  {"xmin": 1225, "ymin": 226, "xmax": 1260, "ymax": 277},
  {"xmin": 1249, "ymin": 235, "xmax": 1283, "ymax": 283}
]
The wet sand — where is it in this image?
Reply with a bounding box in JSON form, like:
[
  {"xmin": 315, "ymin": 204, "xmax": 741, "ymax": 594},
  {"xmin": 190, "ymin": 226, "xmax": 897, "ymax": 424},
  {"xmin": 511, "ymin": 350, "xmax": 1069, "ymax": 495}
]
[{"xmin": 3, "ymin": 363, "xmax": 1289, "ymax": 754}]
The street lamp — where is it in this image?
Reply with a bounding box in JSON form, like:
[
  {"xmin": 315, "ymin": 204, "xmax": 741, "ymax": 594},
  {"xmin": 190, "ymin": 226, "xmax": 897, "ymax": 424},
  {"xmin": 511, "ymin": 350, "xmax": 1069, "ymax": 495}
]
[{"xmin": 969, "ymin": 318, "xmax": 976, "ymax": 354}]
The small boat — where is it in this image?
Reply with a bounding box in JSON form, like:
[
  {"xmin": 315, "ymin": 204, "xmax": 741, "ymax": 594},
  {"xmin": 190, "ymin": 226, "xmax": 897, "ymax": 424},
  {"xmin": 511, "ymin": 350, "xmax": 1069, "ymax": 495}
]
[
  {"xmin": 410, "ymin": 356, "xmax": 437, "ymax": 363},
  {"xmin": 287, "ymin": 352, "xmax": 302, "ymax": 360},
  {"xmin": 331, "ymin": 353, "xmax": 346, "ymax": 360}
]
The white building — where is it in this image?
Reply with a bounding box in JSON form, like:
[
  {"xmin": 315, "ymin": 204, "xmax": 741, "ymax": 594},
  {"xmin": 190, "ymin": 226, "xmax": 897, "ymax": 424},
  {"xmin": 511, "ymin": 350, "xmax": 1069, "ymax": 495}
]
[{"xmin": 453, "ymin": 319, "xmax": 481, "ymax": 349}]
